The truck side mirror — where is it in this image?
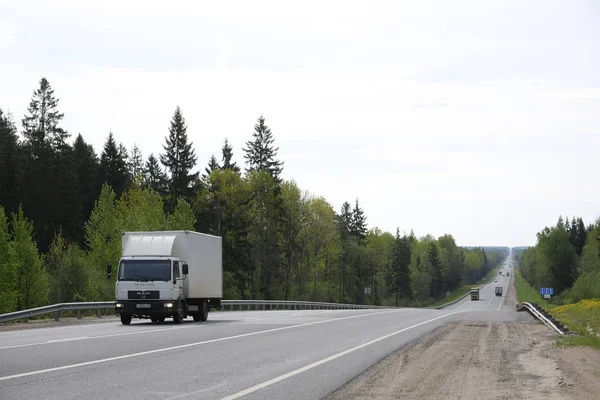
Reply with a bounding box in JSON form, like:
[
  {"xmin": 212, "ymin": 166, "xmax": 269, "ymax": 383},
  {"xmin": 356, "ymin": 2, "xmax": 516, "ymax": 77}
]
[
  {"xmin": 107, "ymin": 263, "xmax": 112, "ymax": 280},
  {"xmin": 182, "ymin": 264, "xmax": 189, "ymax": 275}
]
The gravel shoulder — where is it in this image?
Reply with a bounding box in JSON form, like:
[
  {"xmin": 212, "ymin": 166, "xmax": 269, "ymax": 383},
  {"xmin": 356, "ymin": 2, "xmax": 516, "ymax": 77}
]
[{"xmin": 326, "ymin": 320, "xmax": 599, "ymax": 400}]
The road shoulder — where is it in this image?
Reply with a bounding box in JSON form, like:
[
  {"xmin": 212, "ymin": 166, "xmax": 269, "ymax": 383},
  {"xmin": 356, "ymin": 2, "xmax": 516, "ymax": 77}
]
[{"xmin": 326, "ymin": 321, "xmax": 599, "ymax": 400}]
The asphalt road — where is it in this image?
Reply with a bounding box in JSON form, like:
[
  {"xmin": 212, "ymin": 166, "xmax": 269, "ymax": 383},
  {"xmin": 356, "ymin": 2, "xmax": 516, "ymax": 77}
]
[{"xmin": 0, "ymin": 257, "xmax": 532, "ymax": 399}]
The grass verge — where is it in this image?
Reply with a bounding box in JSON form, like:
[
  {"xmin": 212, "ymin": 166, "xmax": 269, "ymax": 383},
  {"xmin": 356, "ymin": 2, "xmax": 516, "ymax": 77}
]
[
  {"xmin": 557, "ymin": 335, "xmax": 600, "ymax": 350},
  {"xmin": 515, "ymin": 270, "xmax": 600, "ymax": 349},
  {"xmin": 429, "ymin": 260, "xmax": 504, "ymax": 307}
]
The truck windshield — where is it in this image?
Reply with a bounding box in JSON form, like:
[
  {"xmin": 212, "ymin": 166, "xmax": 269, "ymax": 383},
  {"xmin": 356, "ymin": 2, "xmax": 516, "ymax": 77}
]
[{"xmin": 118, "ymin": 260, "xmax": 171, "ymax": 282}]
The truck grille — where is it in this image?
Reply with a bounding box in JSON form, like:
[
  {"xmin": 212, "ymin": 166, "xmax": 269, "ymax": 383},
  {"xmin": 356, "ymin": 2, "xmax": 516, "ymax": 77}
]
[{"xmin": 127, "ymin": 290, "xmax": 160, "ymax": 299}]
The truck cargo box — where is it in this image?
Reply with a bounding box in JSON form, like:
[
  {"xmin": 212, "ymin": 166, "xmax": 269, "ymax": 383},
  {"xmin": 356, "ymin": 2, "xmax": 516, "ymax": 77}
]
[{"xmin": 122, "ymin": 230, "xmax": 222, "ymax": 299}]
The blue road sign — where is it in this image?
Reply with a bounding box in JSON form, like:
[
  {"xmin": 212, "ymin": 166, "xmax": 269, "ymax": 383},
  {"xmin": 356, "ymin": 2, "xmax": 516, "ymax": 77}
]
[{"xmin": 539, "ymin": 287, "xmax": 554, "ymax": 296}]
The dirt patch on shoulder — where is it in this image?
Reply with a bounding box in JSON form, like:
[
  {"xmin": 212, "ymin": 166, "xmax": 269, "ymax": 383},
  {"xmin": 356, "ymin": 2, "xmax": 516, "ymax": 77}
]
[
  {"xmin": 326, "ymin": 321, "xmax": 599, "ymax": 400},
  {"xmin": 554, "ymin": 346, "xmax": 600, "ymax": 399}
]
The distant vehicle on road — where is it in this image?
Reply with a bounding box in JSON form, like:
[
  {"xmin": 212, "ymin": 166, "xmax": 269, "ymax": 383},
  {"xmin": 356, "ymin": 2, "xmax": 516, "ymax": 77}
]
[
  {"xmin": 470, "ymin": 288, "xmax": 480, "ymax": 301},
  {"xmin": 495, "ymin": 286, "xmax": 503, "ymax": 296},
  {"xmin": 114, "ymin": 230, "xmax": 223, "ymax": 325}
]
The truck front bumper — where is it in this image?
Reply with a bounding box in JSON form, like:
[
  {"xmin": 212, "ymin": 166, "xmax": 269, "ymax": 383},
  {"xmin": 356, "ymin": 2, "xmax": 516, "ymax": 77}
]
[{"xmin": 115, "ymin": 300, "xmax": 177, "ymax": 317}]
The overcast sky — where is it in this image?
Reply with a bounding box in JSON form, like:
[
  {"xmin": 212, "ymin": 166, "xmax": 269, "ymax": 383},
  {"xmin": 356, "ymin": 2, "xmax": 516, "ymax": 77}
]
[{"xmin": 1, "ymin": 0, "xmax": 599, "ymax": 247}]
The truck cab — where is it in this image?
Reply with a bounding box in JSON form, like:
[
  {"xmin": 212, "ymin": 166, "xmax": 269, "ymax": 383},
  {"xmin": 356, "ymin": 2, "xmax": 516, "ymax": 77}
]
[{"xmin": 115, "ymin": 257, "xmax": 188, "ymax": 325}]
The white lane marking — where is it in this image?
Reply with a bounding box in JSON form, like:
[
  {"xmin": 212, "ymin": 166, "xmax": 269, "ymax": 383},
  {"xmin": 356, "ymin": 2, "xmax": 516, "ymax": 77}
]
[
  {"xmin": 46, "ymin": 337, "xmax": 89, "ymax": 343},
  {"xmin": 482, "ymin": 292, "xmax": 496, "ymax": 311},
  {"xmin": 497, "ymin": 292, "xmax": 506, "ymax": 311},
  {"xmin": 219, "ymin": 311, "xmax": 463, "ymax": 400},
  {"xmin": 0, "ymin": 310, "xmax": 344, "ymax": 351},
  {"xmin": 0, "ymin": 309, "xmax": 402, "ymax": 382}
]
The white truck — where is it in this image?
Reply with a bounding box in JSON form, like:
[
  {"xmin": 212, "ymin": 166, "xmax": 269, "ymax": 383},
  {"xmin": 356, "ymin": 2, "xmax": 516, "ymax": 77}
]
[{"xmin": 114, "ymin": 230, "xmax": 222, "ymax": 325}]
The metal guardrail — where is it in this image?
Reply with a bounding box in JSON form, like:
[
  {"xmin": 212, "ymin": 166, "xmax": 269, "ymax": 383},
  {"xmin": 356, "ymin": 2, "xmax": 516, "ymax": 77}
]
[
  {"xmin": 0, "ymin": 300, "xmax": 391, "ymax": 324},
  {"xmin": 430, "ymin": 291, "xmax": 472, "ymax": 310},
  {"xmin": 516, "ymin": 301, "xmax": 565, "ymax": 335},
  {"xmin": 0, "ymin": 302, "xmax": 116, "ymax": 324}
]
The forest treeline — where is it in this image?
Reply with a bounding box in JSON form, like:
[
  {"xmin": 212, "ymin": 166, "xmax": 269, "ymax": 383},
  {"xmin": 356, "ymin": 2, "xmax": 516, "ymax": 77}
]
[
  {"xmin": 0, "ymin": 78, "xmax": 505, "ymax": 313},
  {"xmin": 515, "ymin": 215, "xmax": 600, "ymax": 304}
]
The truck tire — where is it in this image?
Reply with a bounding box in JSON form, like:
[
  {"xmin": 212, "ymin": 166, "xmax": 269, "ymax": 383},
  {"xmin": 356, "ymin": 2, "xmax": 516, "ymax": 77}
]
[
  {"xmin": 120, "ymin": 314, "xmax": 132, "ymax": 325},
  {"xmin": 193, "ymin": 314, "xmax": 201, "ymax": 322},
  {"xmin": 173, "ymin": 303, "xmax": 183, "ymax": 324},
  {"xmin": 200, "ymin": 300, "xmax": 209, "ymax": 322}
]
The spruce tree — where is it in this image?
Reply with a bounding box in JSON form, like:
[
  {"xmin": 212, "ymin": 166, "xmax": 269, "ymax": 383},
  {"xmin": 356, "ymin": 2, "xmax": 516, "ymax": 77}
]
[
  {"xmin": 575, "ymin": 217, "xmax": 587, "ymax": 256},
  {"xmin": 21, "ymin": 77, "xmax": 69, "ymax": 152},
  {"xmin": 20, "ymin": 78, "xmax": 70, "ymax": 252},
  {"xmin": 338, "ymin": 201, "xmax": 353, "ymax": 235},
  {"xmin": 243, "ymin": 115, "xmax": 283, "ymax": 182},
  {"xmin": 221, "ymin": 138, "xmax": 240, "ymax": 173},
  {"xmin": 144, "ymin": 153, "xmax": 168, "ymax": 193},
  {"xmin": 73, "ymin": 134, "xmax": 101, "ymax": 244},
  {"xmin": 100, "ymin": 132, "xmax": 129, "ymax": 197},
  {"xmin": 389, "ymin": 228, "xmax": 412, "ymax": 306},
  {"xmin": 350, "ymin": 198, "xmax": 367, "ymax": 239},
  {"xmin": 128, "ymin": 144, "xmax": 144, "ymax": 180},
  {"xmin": 203, "ymin": 154, "xmax": 220, "ymax": 182},
  {"xmin": 0, "ymin": 110, "xmax": 20, "ymax": 215},
  {"xmin": 428, "ymin": 242, "xmax": 443, "ymax": 298},
  {"xmin": 160, "ymin": 106, "xmax": 198, "ymax": 200}
]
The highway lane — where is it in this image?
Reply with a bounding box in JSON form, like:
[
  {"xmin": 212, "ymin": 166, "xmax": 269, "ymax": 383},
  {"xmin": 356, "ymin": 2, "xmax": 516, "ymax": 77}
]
[
  {"xmin": 0, "ymin": 307, "xmax": 467, "ymax": 400},
  {"xmin": 445, "ymin": 257, "xmax": 513, "ymax": 312}
]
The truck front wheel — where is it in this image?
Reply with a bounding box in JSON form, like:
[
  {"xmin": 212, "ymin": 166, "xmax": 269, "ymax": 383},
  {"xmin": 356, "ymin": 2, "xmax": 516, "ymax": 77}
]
[
  {"xmin": 120, "ymin": 314, "xmax": 132, "ymax": 325},
  {"xmin": 173, "ymin": 303, "xmax": 183, "ymax": 324}
]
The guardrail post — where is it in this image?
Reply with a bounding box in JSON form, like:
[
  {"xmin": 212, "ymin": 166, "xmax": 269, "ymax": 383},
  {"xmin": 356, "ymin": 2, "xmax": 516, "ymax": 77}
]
[
  {"xmin": 77, "ymin": 310, "xmax": 82, "ymax": 319},
  {"xmin": 54, "ymin": 311, "xmax": 61, "ymax": 321},
  {"xmin": 96, "ymin": 309, "xmax": 102, "ymax": 318},
  {"xmin": 22, "ymin": 317, "xmax": 27, "ymax": 323}
]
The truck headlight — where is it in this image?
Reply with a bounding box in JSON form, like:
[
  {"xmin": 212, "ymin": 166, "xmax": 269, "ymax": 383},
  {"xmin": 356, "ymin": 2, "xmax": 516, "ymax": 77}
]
[
  {"xmin": 164, "ymin": 303, "xmax": 173, "ymax": 308},
  {"xmin": 116, "ymin": 303, "xmax": 123, "ymax": 308}
]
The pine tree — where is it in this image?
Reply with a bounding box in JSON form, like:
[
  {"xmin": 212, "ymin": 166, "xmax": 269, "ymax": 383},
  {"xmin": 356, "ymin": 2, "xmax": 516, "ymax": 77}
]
[
  {"xmin": 203, "ymin": 154, "xmax": 220, "ymax": 182},
  {"xmin": 100, "ymin": 132, "xmax": 129, "ymax": 197},
  {"xmin": 51, "ymin": 137, "xmax": 81, "ymax": 246},
  {"xmin": 338, "ymin": 201, "xmax": 353, "ymax": 236},
  {"xmin": 0, "ymin": 110, "xmax": 20, "ymax": 215},
  {"xmin": 482, "ymin": 247, "xmax": 489, "ymax": 270},
  {"xmin": 428, "ymin": 241, "xmax": 443, "ymax": 298},
  {"xmin": 221, "ymin": 138, "xmax": 240, "ymax": 173},
  {"xmin": 20, "ymin": 78, "xmax": 70, "ymax": 252},
  {"xmin": 350, "ymin": 198, "xmax": 367, "ymax": 239},
  {"xmin": 144, "ymin": 153, "xmax": 168, "ymax": 193},
  {"xmin": 575, "ymin": 217, "xmax": 587, "ymax": 257},
  {"xmin": 128, "ymin": 144, "xmax": 144, "ymax": 180},
  {"xmin": 21, "ymin": 77, "xmax": 69, "ymax": 152},
  {"xmin": 73, "ymin": 134, "xmax": 102, "ymax": 241},
  {"xmin": 388, "ymin": 228, "xmax": 412, "ymax": 306},
  {"xmin": 243, "ymin": 115, "xmax": 283, "ymax": 182},
  {"xmin": 160, "ymin": 106, "xmax": 198, "ymax": 200}
]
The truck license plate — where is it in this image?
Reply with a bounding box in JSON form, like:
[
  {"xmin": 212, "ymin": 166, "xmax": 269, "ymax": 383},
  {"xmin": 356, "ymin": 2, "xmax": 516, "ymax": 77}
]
[{"xmin": 136, "ymin": 304, "xmax": 151, "ymax": 308}]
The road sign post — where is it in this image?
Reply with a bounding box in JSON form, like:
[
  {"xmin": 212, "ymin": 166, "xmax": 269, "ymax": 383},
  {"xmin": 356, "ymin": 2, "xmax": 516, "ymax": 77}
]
[{"xmin": 540, "ymin": 287, "xmax": 554, "ymax": 307}]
